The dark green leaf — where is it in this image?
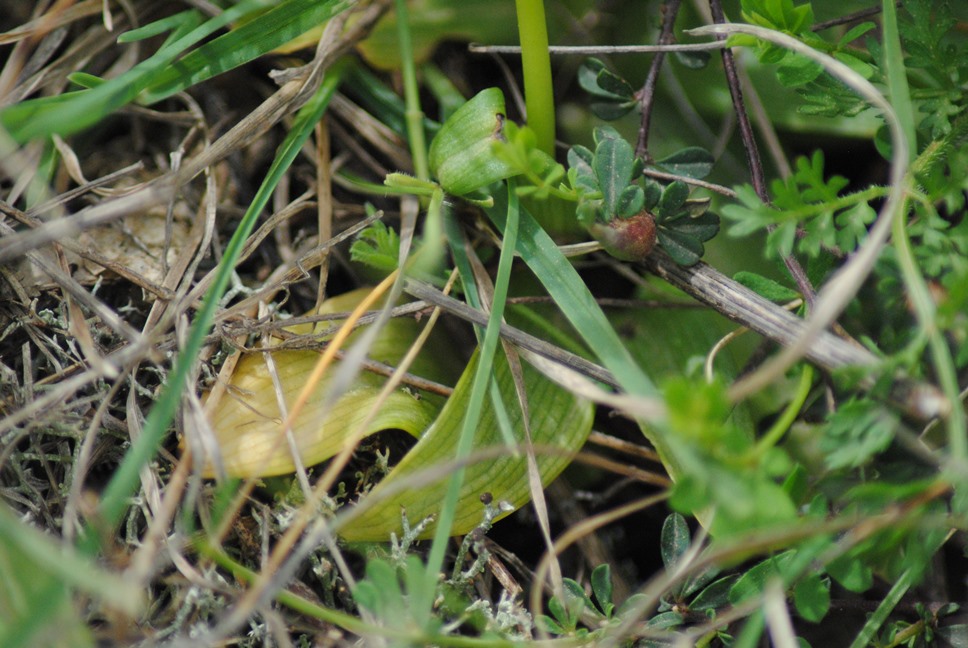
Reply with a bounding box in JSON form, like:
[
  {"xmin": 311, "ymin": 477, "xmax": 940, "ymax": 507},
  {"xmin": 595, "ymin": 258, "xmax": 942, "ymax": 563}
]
[
  {"xmin": 657, "ymin": 228, "xmax": 704, "ymax": 266},
  {"xmin": 591, "ymin": 101, "xmax": 637, "ymax": 121},
  {"xmin": 591, "ymin": 564, "xmax": 614, "ymax": 617},
  {"xmin": 617, "ymin": 185, "xmax": 645, "ymax": 218},
  {"xmin": 666, "ymin": 211, "xmax": 720, "ymax": 242},
  {"xmin": 548, "ymin": 595, "xmax": 570, "ymax": 629},
  {"xmin": 825, "ymin": 555, "xmax": 872, "ymax": 593},
  {"xmin": 661, "ymin": 513, "xmax": 691, "ymax": 570},
  {"xmin": 537, "ymin": 614, "xmax": 565, "ymax": 635},
  {"xmin": 594, "ymin": 135, "xmax": 635, "ymax": 215},
  {"xmin": 733, "ymin": 271, "xmax": 800, "ymax": 302},
  {"xmin": 643, "ymin": 180, "xmax": 662, "ymax": 211},
  {"xmin": 646, "ymin": 610, "xmax": 685, "ymax": 630},
  {"xmin": 577, "ymin": 58, "xmax": 612, "ymax": 97},
  {"xmin": 690, "ymin": 575, "xmax": 739, "ymax": 611},
  {"xmin": 596, "ymin": 68, "xmax": 635, "ymax": 99},
  {"xmin": 728, "ymin": 552, "xmax": 795, "ymax": 604},
  {"xmin": 656, "ymin": 147, "xmax": 715, "ymax": 180},
  {"xmin": 793, "ymin": 574, "xmax": 830, "ymax": 623},
  {"xmin": 657, "ymin": 181, "xmax": 690, "ymax": 217}
]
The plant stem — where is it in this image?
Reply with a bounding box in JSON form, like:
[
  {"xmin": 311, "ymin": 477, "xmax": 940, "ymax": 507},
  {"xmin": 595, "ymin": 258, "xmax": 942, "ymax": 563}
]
[
  {"xmin": 635, "ymin": 0, "xmax": 682, "ymax": 159},
  {"xmin": 514, "ymin": 0, "xmax": 555, "ymax": 156},
  {"xmin": 395, "ymin": 0, "xmax": 430, "ymax": 181}
]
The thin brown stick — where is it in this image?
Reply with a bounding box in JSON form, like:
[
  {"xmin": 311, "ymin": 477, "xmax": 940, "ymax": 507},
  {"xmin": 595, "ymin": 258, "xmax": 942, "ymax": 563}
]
[
  {"xmin": 635, "ymin": 0, "xmax": 683, "ymax": 159},
  {"xmin": 640, "ymin": 248, "xmax": 946, "ymax": 422}
]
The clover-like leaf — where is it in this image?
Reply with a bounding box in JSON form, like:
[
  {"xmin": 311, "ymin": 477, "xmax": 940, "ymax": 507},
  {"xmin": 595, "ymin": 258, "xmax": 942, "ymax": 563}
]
[
  {"xmin": 594, "ymin": 135, "xmax": 636, "ymax": 215},
  {"xmin": 656, "ymin": 181, "xmax": 690, "ymax": 219},
  {"xmin": 617, "ymin": 184, "xmax": 645, "ymax": 218},
  {"xmin": 655, "ymin": 147, "xmax": 715, "ymax": 180},
  {"xmin": 657, "ymin": 227, "xmax": 705, "ymax": 266},
  {"xmin": 579, "ymin": 58, "xmax": 635, "ymax": 102},
  {"xmin": 667, "ymin": 211, "xmax": 720, "ymax": 242}
]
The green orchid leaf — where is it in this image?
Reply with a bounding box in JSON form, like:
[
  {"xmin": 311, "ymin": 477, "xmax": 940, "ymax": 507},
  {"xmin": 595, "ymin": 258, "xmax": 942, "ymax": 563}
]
[
  {"xmin": 340, "ymin": 349, "xmax": 593, "ymax": 540},
  {"xmin": 205, "ymin": 288, "xmax": 460, "ymax": 478},
  {"xmin": 429, "ymin": 87, "xmax": 517, "ymax": 196}
]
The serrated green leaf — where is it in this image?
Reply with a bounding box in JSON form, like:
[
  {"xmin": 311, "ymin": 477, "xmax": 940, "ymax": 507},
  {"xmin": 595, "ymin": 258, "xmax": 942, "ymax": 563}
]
[
  {"xmin": 820, "ymin": 400, "xmax": 898, "ymax": 470},
  {"xmin": 656, "ymin": 147, "xmax": 715, "ymax": 180},
  {"xmin": 776, "ymin": 51, "xmax": 824, "ymax": 87},
  {"xmin": 350, "ymin": 221, "xmax": 401, "ymax": 273}
]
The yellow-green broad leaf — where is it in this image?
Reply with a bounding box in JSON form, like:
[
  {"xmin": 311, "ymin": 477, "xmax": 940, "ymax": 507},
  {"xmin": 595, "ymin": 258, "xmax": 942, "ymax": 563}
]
[
  {"xmin": 206, "ymin": 287, "xmax": 594, "ymax": 540},
  {"xmin": 340, "ymin": 349, "xmax": 593, "ymax": 541},
  {"xmin": 205, "ymin": 288, "xmax": 461, "ymax": 478}
]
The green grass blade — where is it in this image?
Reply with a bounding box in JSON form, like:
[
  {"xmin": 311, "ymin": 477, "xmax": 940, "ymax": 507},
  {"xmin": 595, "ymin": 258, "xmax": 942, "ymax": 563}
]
[
  {"xmin": 417, "ymin": 180, "xmax": 522, "ymax": 623},
  {"xmin": 485, "ymin": 196, "xmax": 657, "ymax": 398},
  {"xmin": 139, "ymin": 0, "xmax": 355, "ymax": 105},
  {"xmin": 79, "ymin": 62, "xmax": 348, "ymax": 554},
  {"xmin": 0, "ymin": 0, "xmax": 351, "ymax": 142}
]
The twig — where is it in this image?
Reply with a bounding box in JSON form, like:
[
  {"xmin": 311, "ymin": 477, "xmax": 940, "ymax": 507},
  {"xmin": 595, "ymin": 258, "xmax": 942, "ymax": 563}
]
[
  {"xmin": 402, "ymin": 278, "xmax": 620, "ymax": 389},
  {"xmin": 708, "ymin": 0, "xmax": 817, "ymax": 308},
  {"xmin": 635, "ymin": 0, "xmax": 683, "ymax": 158},
  {"xmin": 640, "ymin": 248, "xmax": 945, "ymax": 422},
  {"xmin": 468, "ymin": 42, "xmax": 726, "ymax": 55}
]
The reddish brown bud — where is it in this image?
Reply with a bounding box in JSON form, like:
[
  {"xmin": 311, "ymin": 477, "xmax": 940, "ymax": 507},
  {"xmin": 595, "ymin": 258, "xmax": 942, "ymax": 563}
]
[{"xmin": 587, "ymin": 211, "xmax": 657, "ymax": 262}]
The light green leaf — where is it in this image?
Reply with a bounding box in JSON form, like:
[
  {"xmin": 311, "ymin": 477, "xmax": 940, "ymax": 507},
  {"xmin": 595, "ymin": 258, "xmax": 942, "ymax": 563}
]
[{"xmin": 340, "ymin": 348, "xmax": 593, "ymax": 540}]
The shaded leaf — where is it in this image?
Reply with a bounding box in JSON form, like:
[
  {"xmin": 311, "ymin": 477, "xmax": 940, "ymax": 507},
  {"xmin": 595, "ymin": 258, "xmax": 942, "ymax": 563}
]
[
  {"xmin": 661, "ymin": 513, "xmax": 691, "ymax": 570},
  {"xmin": 657, "ymin": 181, "xmax": 690, "ymax": 217},
  {"xmin": 733, "ymin": 271, "xmax": 800, "ymax": 302},
  {"xmin": 657, "ymin": 227, "xmax": 704, "ymax": 266},
  {"xmin": 793, "ymin": 574, "xmax": 830, "ymax": 622},
  {"xmin": 591, "ymin": 564, "xmax": 614, "ymax": 617},
  {"xmin": 656, "ymin": 147, "xmax": 715, "ymax": 180}
]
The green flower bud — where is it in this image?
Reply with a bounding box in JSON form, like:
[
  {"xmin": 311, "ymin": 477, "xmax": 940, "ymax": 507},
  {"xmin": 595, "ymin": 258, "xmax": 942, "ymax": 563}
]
[{"xmin": 429, "ymin": 87, "xmax": 517, "ymax": 196}]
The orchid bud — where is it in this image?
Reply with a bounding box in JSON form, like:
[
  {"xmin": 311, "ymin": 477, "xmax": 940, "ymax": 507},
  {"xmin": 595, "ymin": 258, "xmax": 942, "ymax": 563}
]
[{"xmin": 429, "ymin": 87, "xmax": 517, "ymax": 196}]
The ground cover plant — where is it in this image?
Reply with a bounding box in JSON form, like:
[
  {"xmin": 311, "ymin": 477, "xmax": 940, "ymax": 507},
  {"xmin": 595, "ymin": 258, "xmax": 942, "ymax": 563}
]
[{"xmin": 1, "ymin": 0, "xmax": 967, "ymax": 645}]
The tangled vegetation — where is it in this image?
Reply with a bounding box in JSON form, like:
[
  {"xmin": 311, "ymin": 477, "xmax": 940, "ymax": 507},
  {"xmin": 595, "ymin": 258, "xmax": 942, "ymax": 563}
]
[{"xmin": 1, "ymin": 0, "xmax": 967, "ymax": 646}]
